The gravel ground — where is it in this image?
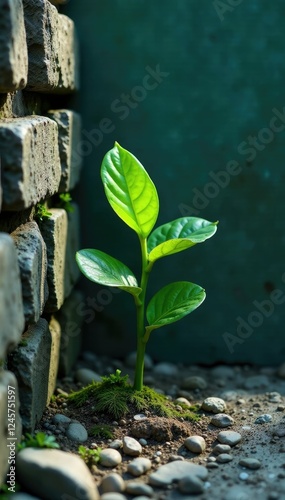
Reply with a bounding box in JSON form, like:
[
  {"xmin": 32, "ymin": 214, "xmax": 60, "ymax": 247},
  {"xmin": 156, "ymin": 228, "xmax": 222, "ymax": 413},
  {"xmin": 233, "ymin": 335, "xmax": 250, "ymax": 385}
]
[{"xmin": 33, "ymin": 352, "xmax": 285, "ymax": 500}]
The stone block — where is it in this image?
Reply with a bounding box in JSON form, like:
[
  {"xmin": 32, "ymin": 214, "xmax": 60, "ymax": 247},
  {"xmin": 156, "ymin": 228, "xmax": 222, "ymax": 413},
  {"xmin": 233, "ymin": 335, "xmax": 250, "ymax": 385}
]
[
  {"xmin": 8, "ymin": 319, "xmax": 52, "ymax": 432},
  {"xmin": 0, "ymin": 0, "xmax": 28, "ymax": 93},
  {"xmin": 40, "ymin": 209, "xmax": 68, "ymax": 312},
  {"xmin": 23, "ymin": 0, "xmax": 79, "ymax": 93},
  {"xmin": 56, "ymin": 290, "xmax": 84, "ymax": 376},
  {"xmin": 64, "ymin": 203, "xmax": 80, "ymax": 298},
  {"xmin": 0, "ymin": 370, "xmax": 22, "ymax": 485},
  {"xmin": 47, "ymin": 317, "xmax": 61, "ymax": 402},
  {"xmin": 0, "ymin": 116, "xmax": 61, "ymax": 210},
  {"xmin": 0, "ymin": 233, "xmax": 25, "ymax": 360},
  {"xmin": 11, "ymin": 222, "xmax": 48, "ymax": 324},
  {"xmin": 47, "ymin": 110, "xmax": 82, "ymax": 192}
]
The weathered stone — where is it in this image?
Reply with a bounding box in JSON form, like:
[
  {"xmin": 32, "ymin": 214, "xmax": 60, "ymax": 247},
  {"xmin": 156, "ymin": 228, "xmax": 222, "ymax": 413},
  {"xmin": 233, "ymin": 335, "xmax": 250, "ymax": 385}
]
[
  {"xmin": 11, "ymin": 222, "xmax": 48, "ymax": 323},
  {"xmin": 64, "ymin": 203, "xmax": 80, "ymax": 298},
  {"xmin": 66, "ymin": 422, "xmax": 88, "ymax": 443},
  {"xmin": 100, "ymin": 449, "xmax": 122, "ymax": 468},
  {"xmin": 0, "ymin": 371, "xmax": 22, "ymax": 485},
  {"xmin": 0, "ymin": 233, "xmax": 24, "ymax": 359},
  {"xmin": 0, "ymin": 116, "xmax": 61, "ymax": 210},
  {"xmin": 23, "ymin": 0, "xmax": 79, "ymax": 93},
  {"xmin": 16, "ymin": 448, "xmax": 99, "ymax": 499},
  {"xmin": 40, "ymin": 208, "xmax": 68, "ymax": 312},
  {"xmin": 47, "ymin": 317, "xmax": 61, "ymax": 401},
  {"xmin": 0, "ymin": 0, "xmax": 28, "ymax": 92},
  {"xmin": 8, "ymin": 319, "xmax": 52, "ymax": 431},
  {"xmin": 0, "ymin": 91, "xmax": 42, "ymax": 119},
  {"xmin": 55, "ymin": 290, "xmax": 83, "ymax": 376},
  {"xmin": 47, "ymin": 110, "xmax": 82, "ymax": 191},
  {"xmin": 149, "ymin": 461, "xmax": 208, "ymax": 487}
]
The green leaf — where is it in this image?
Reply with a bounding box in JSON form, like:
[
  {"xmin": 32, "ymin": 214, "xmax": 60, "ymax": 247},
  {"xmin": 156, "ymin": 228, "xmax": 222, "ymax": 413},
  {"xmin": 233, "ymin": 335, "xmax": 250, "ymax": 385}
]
[
  {"xmin": 148, "ymin": 217, "xmax": 218, "ymax": 263},
  {"xmin": 146, "ymin": 281, "xmax": 206, "ymax": 333},
  {"xmin": 101, "ymin": 142, "xmax": 159, "ymax": 238},
  {"xmin": 76, "ymin": 249, "xmax": 142, "ymax": 297}
]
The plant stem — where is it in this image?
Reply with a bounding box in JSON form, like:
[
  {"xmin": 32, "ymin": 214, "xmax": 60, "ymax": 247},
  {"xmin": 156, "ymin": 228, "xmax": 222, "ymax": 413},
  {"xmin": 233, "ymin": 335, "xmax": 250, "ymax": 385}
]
[{"xmin": 133, "ymin": 237, "xmax": 150, "ymax": 391}]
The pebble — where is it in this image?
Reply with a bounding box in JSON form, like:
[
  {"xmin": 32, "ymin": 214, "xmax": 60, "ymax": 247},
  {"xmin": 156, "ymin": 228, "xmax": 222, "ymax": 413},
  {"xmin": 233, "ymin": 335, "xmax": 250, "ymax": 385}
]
[
  {"xmin": 149, "ymin": 461, "xmax": 208, "ymax": 487},
  {"xmin": 211, "ymin": 365, "xmax": 235, "ymax": 380},
  {"xmin": 52, "ymin": 414, "xmax": 71, "ymax": 426},
  {"xmin": 239, "ymin": 472, "xmax": 249, "ymax": 481},
  {"xmin": 182, "ymin": 375, "xmax": 208, "ymax": 390},
  {"xmin": 139, "ymin": 438, "xmax": 148, "ymax": 446},
  {"xmin": 100, "ymin": 494, "xmax": 127, "ymax": 500},
  {"xmin": 224, "ymin": 486, "xmax": 251, "ymax": 499},
  {"xmin": 66, "ymin": 422, "xmax": 88, "ymax": 443},
  {"xmin": 211, "ymin": 413, "xmax": 234, "ymax": 428},
  {"xmin": 184, "ymin": 435, "xmax": 206, "ymax": 454},
  {"xmin": 109, "ymin": 439, "xmax": 123, "ymax": 450},
  {"xmin": 202, "ymin": 397, "xmax": 227, "ymax": 414},
  {"xmin": 178, "ymin": 475, "xmax": 204, "ymax": 494},
  {"xmin": 175, "ymin": 397, "xmax": 192, "ymax": 407},
  {"xmin": 267, "ymin": 391, "xmax": 282, "ymax": 403},
  {"xmin": 75, "ymin": 368, "xmax": 102, "ymax": 385},
  {"xmin": 212, "ymin": 444, "xmax": 232, "ymax": 455},
  {"xmin": 133, "ymin": 414, "xmax": 148, "ymax": 421},
  {"xmin": 217, "ymin": 430, "xmax": 242, "ymax": 446},
  {"xmin": 125, "ymin": 481, "xmax": 154, "ymax": 496},
  {"xmin": 127, "ymin": 457, "xmax": 152, "ymax": 476},
  {"xmin": 153, "ymin": 362, "xmax": 179, "ymax": 377},
  {"xmin": 16, "ymin": 448, "xmax": 99, "ymax": 499},
  {"xmin": 169, "ymin": 455, "xmax": 184, "ymax": 461},
  {"xmin": 239, "ymin": 458, "xmax": 261, "ymax": 470},
  {"xmin": 255, "ymin": 414, "xmax": 272, "ymax": 424},
  {"xmin": 243, "ymin": 375, "xmax": 269, "ymax": 389},
  {"xmin": 100, "ymin": 473, "xmax": 125, "ymax": 493},
  {"xmin": 123, "ymin": 436, "xmax": 142, "ymax": 456},
  {"xmin": 100, "ymin": 449, "xmax": 122, "ymax": 467},
  {"xmin": 216, "ymin": 453, "xmax": 233, "ymax": 463}
]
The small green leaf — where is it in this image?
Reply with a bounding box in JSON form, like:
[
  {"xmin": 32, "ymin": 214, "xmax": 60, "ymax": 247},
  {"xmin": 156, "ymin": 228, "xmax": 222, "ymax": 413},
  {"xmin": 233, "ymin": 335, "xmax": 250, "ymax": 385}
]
[
  {"xmin": 146, "ymin": 281, "xmax": 206, "ymax": 333},
  {"xmin": 148, "ymin": 217, "xmax": 218, "ymax": 263},
  {"xmin": 76, "ymin": 249, "xmax": 142, "ymax": 297},
  {"xmin": 101, "ymin": 142, "xmax": 159, "ymax": 238}
]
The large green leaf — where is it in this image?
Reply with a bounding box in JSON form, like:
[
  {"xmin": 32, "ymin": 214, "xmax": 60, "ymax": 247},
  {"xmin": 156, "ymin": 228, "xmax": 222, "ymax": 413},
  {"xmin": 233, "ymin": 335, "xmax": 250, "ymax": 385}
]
[
  {"xmin": 146, "ymin": 281, "xmax": 206, "ymax": 334},
  {"xmin": 148, "ymin": 217, "xmax": 218, "ymax": 263},
  {"xmin": 101, "ymin": 142, "xmax": 159, "ymax": 238},
  {"xmin": 76, "ymin": 249, "xmax": 142, "ymax": 297}
]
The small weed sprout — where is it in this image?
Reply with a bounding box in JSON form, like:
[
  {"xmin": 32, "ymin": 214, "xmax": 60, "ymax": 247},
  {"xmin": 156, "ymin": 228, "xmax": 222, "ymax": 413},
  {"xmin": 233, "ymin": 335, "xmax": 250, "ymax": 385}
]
[
  {"xmin": 76, "ymin": 142, "xmax": 218, "ymax": 391},
  {"xmin": 35, "ymin": 203, "xmax": 52, "ymax": 222},
  {"xmin": 78, "ymin": 445, "xmax": 102, "ymax": 467},
  {"xmin": 18, "ymin": 432, "xmax": 60, "ymax": 451}
]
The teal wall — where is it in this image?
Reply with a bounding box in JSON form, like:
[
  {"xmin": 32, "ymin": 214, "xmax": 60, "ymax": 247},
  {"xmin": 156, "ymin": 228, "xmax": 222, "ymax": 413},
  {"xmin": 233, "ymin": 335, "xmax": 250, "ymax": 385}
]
[{"xmin": 64, "ymin": 0, "xmax": 285, "ymax": 365}]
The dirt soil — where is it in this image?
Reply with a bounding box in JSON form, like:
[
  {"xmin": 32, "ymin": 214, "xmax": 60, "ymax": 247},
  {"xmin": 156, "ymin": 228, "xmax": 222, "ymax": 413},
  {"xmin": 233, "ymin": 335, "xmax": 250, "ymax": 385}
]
[{"xmin": 38, "ymin": 358, "xmax": 285, "ymax": 500}]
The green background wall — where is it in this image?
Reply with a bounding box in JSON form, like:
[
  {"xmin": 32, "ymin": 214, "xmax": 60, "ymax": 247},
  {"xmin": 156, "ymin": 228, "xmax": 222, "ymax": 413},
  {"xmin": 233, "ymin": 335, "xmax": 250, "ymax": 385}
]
[{"xmin": 63, "ymin": 0, "xmax": 285, "ymax": 365}]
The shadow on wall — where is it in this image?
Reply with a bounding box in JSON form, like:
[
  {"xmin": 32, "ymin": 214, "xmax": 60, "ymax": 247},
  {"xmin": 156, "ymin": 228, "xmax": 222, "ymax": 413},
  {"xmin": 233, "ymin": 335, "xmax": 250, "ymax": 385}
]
[{"xmin": 63, "ymin": 0, "xmax": 285, "ymax": 365}]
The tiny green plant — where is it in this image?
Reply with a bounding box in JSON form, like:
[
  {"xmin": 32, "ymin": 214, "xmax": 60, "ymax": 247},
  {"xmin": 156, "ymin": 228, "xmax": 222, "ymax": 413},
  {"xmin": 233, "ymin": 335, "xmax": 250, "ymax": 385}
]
[
  {"xmin": 76, "ymin": 142, "xmax": 218, "ymax": 391},
  {"xmin": 78, "ymin": 445, "xmax": 102, "ymax": 467},
  {"xmin": 56, "ymin": 192, "xmax": 74, "ymax": 213},
  {"xmin": 17, "ymin": 432, "xmax": 60, "ymax": 451},
  {"xmin": 35, "ymin": 203, "xmax": 52, "ymax": 222}
]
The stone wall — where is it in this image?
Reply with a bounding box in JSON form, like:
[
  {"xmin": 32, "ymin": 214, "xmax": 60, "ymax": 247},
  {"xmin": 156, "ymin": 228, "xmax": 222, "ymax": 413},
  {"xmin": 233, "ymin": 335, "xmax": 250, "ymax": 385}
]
[{"xmin": 0, "ymin": 0, "xmax": 83, "ymax": 484}]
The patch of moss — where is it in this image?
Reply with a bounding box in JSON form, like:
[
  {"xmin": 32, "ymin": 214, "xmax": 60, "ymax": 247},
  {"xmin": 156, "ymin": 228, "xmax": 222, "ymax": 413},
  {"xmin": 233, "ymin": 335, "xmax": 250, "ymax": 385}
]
[
  {"xmin": 67, "ymin": 371, "xmax": 200, "ymax": 422},
  {"xmin": 89, "ymin": 424, "xmax": 114, "ymax": 439}
]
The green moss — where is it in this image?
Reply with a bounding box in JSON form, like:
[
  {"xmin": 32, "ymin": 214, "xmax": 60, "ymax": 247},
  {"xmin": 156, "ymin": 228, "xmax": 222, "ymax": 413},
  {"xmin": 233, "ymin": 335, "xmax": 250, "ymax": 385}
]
[{"xmin": 67, "ymin": 371, "xmax": 200, "ymax": 422}]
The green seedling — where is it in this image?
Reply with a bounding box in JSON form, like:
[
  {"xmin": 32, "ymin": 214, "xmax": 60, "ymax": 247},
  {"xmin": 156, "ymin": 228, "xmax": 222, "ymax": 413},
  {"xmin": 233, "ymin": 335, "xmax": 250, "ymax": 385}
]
[
  {"xmin": 78, "ymin": 445, "xmax": 102, "ymax": 467},
  {"xmin": 18, "ymin": 432, "xmax": 60, "ymax": 451},
  {"xmin": 57, "ymin": 193, "xmax": 74, "ymax": 213},
  {"xmin": 76, "ymin": 142, "xmax": 218, "ymax": 391},
  {"xmin": 35, "ymin": 203, "xmax": 52, "ymax": 222}
]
